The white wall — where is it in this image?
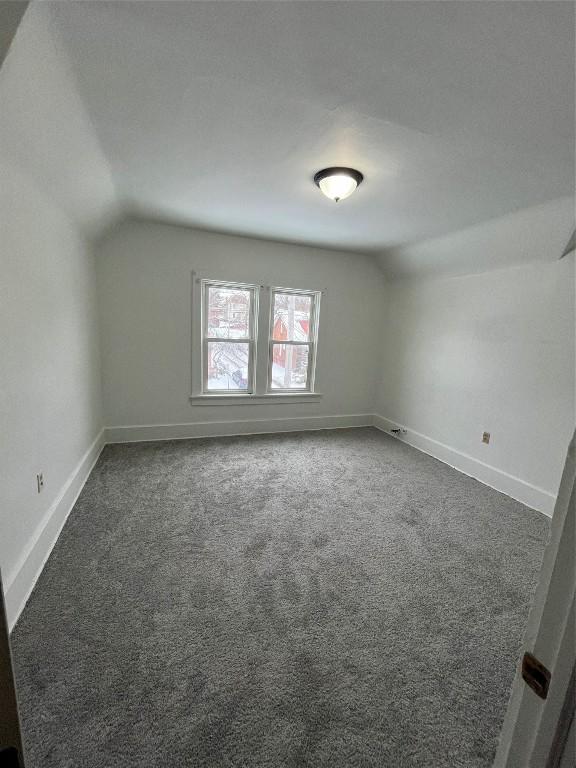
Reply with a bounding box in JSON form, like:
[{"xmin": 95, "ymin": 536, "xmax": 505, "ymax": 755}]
[
  {"xmin": 0, "ymin": 159, "xmax": 104, "ymax": 611},
  {"xmin": 1, "ymin": 6, "xmax": 571, "ymax": 636},
  {"xmin": 0, "ymin": 5, "xmax": 114, "ymax": 625},
  {"xmin": 376, "ymin": 256, "xmax": 575, "ymax": 511},
  {"xmin": 96, "ymin": 219, "xmax": 385, "ymax": 434},
  {"xmin": 97, "ymin": 215, "xmax": 574, "ymax": 514}
]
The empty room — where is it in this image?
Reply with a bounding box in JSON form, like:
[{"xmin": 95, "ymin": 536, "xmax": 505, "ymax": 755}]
[{"xmin": 1, "ymin": 1, "xmax": 575, "ymax": 766}]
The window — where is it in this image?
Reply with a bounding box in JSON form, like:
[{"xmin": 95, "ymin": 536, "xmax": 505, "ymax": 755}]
[
  {"xmin": 202, "ymin": 280, "xmax": 258, "ymax": 393},
  {"xmin": 194, "ymin": 279, "xmax": 321, "ymax": 400},
  {"xmin": 268, "ymin": 289, "xmax": 320, "ymax": 391}
]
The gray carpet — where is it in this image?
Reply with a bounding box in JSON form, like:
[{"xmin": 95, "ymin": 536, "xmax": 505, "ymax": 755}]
[{"xmin": 12, "ymin": 428, "xmax": 549, "ymax": 767}]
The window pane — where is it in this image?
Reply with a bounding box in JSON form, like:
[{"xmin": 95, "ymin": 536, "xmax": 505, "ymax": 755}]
[
  {"xmin": 207, "ymin": 286, "xmax": 251, "ymax": 339},
  {"xmin": 206, "ymin": 342, "xmax": 250, "ymax": 390},
  {"xmin": 270, "ymin": 344, "xmax": 309, "ymax": 389},
  {"xmin": 272, "ymin": 293, "xmax": 312, "ymax": 342}
]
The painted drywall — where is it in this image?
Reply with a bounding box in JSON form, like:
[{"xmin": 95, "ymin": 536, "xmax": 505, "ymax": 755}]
[
  {"xmin": 0, "ymin": 5, "xmax": 108, "ymax": 621},
  {"xmin": 96, "ymin": 219, "xmax": 385, "ymax": 429},
  {"xmin": 48, "ymin": 1, "xmax": 575, "ymax": 254},
  {"xmin": 1, "ymin": 2, "xmax": 571, "ymax": 633},
  {"xmin": 379, "ymin": 196, "xmax": 575, "ymax": 280},
  {"xmin": 0, "ymin": 1, "xmax": 27, "ymax": 69},
  {"xmin": 0, "ymin": 154, "xmax": 104, "ymax": 613},
  {"xmin": 0, "ymin": 3, "xmax": 116, "ymax": 236},
  {"xmin": 376, "ymin": 256, "xmax": 575, "ymax": 501}
]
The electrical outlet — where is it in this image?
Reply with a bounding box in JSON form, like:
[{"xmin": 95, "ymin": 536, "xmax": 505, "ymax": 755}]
[
  {"xmin": 36, "ymin": 473, "xmax": 44, "ymax": 493},
  {"xmin": 482, "ymin": 432, "xmax": 490, "ymax": 444}
]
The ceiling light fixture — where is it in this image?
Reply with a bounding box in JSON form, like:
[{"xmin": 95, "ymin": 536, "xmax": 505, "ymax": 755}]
[{"xmin": 314, "ymin": 167, "xmax": 363, "ymax": 202}]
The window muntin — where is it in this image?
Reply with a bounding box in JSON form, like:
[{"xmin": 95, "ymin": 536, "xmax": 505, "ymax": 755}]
[
  {"xmin": 202, "ymin": 281, "xmax": 257, "ymax": 393},
  {"xmin": 268, "ymin": 289, "xmax": 320, "ymax": 391}
]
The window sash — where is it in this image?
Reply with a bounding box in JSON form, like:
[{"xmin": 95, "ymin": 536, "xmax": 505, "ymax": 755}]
[
  {"xmin": 202, "ymin": 280, "xmax": 258, "ymax": 393},
  {"xmin": 268, "ymin": 341, "xmax": 314, "ymax": 391},
  {"xmin": 267, "ymin": 289, "xmax": 320, "ymax": 392}
]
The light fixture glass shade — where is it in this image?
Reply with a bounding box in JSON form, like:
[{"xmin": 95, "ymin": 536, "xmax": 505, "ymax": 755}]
[
  {"xmin": 314, "ymin": 167, "xmax": 363, "ymax": 202},
  {"xmin": 318, "ymin": 174, "xmax": 357, "ymax": 202}
]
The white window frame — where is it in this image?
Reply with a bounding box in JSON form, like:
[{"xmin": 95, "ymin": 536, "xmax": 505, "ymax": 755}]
[
  {"xmin": 201, "ymin": 279, "xmax": 259, "ymax": 395},
  {"xmin": 267, "ymin": 287, "xmax": 321, "ymax": 393}
]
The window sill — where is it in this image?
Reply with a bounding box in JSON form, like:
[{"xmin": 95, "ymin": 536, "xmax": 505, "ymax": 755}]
[{"xmin": 189, "ymin": 393, "xmax": 323, "ymax": 406}]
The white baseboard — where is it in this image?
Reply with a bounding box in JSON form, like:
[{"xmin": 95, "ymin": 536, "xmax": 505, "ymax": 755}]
[
  {"xmin": 4, "ymin": 429, "xmax": 106, "ymax": 631},
  {"xmin": 5, "ymin": 412, "xmax": 554, "ymax": 631},
  {"xmin": 5, "ymin": 416, "xmax": 370, "ymax": 630},
  {"xmin": 105, "ymin": 413, "xmax": 373, "ymax": 443},
  {"xmin": 373, "ymin": 415, "xmax": 556, "ymax": 517}
]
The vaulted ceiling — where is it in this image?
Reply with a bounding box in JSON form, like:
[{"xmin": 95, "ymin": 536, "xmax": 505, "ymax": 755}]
[
  {"xmin": 2, "ymin": 1, "xmax": 574, "ymax": 273},
  {"xmin": 49, "ymin": 1, "xmax": 574, "ymax": 252}
]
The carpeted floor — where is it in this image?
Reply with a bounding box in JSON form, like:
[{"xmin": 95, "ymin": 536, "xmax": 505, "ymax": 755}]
[{"xmin": 12, "ymin": 428, "xmax": 549, "ymax": 767}]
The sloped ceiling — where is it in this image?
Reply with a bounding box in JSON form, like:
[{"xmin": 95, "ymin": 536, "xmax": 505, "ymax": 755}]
[
  {"xmin": 0, "ymin": 2, "xmax": 118, "ymax": 237},
  {"xmin": 379, "ymin": 196, "xmax": 575, "ymax": 279},
  {"xmin": 0, "ymin": 1, "xmax": 27, "ymax": 69},
  {"xmin": 2, "ymin": 1, "xmax": 574, "ymax": 275}
]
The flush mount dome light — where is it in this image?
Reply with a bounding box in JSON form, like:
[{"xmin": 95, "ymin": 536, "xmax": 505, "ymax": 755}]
[{"xmin": 314, "ymin": 167, "xmax": 363, "ymax": 202}]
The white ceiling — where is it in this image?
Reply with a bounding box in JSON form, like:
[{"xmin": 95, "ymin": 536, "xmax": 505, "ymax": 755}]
[
  {"xmin": 0, "ymin": 2, "xmax": 118, "ymax": 235},
  {"xmin": 45, "ymin": 1, "xmax": 574, "ymax": 254}
]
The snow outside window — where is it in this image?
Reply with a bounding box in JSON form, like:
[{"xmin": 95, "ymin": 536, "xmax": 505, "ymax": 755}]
[
  {"xmin": 202, "ymin": 281, "xmax": 258, "ymax": 393},
  {"xmin": 268, "ymin": 289, "xmax": 320, "ymax": 392}
]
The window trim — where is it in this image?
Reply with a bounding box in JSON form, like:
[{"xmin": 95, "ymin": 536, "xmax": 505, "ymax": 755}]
[
  {"xmin": 201, "ymin": 279, "xmax": 259, "ymax": 395},
  {"xmin": 267, "ymin": 287, "xmax": 321, "ymax": 393}
]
